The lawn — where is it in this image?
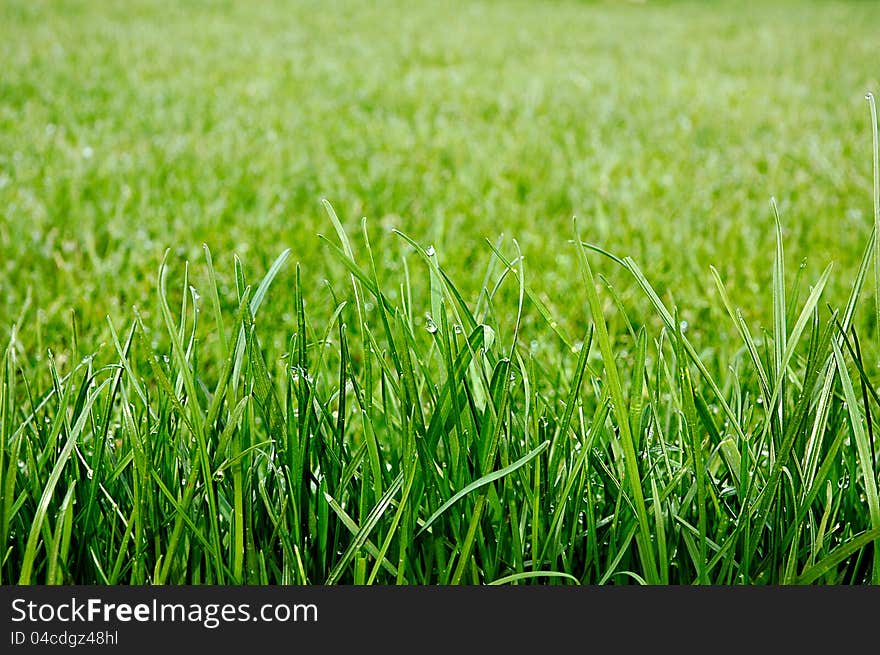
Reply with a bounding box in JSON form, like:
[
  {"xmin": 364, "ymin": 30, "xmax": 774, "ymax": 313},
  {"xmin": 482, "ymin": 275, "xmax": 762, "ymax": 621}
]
[{"xmin": 1, "ymin": 0, "xmax": 879, "ymax": 584}]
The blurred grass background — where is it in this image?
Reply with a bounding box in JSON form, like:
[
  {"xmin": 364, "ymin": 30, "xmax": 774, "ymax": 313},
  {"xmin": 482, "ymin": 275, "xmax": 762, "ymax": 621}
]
[{"xmin": 1, "ymin": 0, "xmax": 878, "ymax": 365}]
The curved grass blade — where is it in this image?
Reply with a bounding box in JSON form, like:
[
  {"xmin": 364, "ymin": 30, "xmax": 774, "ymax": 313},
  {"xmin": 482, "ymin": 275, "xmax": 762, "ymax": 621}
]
[
  {"xmin": 489, "ymin": 571, "xmax": 580, "ymax": 585},
  {"xmin": 418, "ymin": 440, "xmax": 549, "ymax": 537}
]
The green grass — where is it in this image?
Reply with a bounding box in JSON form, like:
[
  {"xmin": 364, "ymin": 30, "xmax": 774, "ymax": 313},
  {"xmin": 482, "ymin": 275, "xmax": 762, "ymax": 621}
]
[{"xmin": 2, "ymin": 0, "xmax": 880, "ymax": 584}]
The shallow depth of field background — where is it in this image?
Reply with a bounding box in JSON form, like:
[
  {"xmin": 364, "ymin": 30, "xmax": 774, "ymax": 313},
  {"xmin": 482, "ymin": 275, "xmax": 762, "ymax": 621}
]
[{"xmin": 2, "ymin": 0, "xmax": 879, "ymax": 363}]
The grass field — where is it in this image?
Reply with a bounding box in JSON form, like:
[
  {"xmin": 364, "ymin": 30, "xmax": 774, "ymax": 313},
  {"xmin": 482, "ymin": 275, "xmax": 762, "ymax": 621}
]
[{"xmin": 2, "ymin": 0, "xmax": 880, "ymax": 584}]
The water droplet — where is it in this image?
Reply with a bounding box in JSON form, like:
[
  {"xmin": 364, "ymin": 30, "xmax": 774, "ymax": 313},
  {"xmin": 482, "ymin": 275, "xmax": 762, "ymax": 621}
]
[
  {"xmin": 679, "ymin": 320, "xmax": 689, "ymax": 333},
  {"xmin": 756, "ymin": 396, "xmax": 763, "ymax": 405},
  {"xmin": 213, "ymin": 470, "xmax": 225, "ymax": 482},
  {"xmin": 81, "ymin": 146, "xmax": 94, "ymax": 159},
  {"xmin": 453, "ymin": 324, "xmax": 463, "ymax": 334},
  {"xmin": 425, "ymin": 245, "xmax": 436, "ymax": 257},
  {"xmin": 425, "ymin": 316, "xmax": 438, "ymax": 334}
]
